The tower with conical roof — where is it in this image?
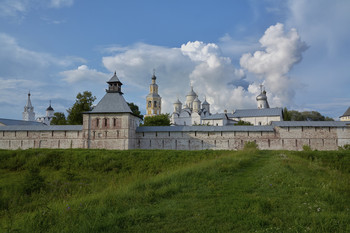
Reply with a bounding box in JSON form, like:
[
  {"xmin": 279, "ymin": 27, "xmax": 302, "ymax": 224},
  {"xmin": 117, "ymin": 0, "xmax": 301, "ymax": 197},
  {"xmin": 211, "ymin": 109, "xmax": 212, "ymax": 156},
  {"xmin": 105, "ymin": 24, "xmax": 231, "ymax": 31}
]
[
  {"xmin": 256, "ymin": 84, "xmax": 270, "ymax": 109},
  {"xmin": 23, "ymin": 92, "xmax": 35, "ymax": 121},
  {"xmin": 82, "ymin": 71, "xmax": 141, "ymax": 149},
  {"xmin": 145, "ymin": 70, "xmax": 162, "ymax": 117}
]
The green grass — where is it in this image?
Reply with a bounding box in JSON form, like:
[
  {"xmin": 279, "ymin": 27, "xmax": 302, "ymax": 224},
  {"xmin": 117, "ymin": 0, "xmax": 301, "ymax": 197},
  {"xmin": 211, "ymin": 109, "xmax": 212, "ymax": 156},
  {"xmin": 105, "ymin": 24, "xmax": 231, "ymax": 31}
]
[{"xmin": 0, "ymin": 149, "xmax": 349, "ymax": 232}]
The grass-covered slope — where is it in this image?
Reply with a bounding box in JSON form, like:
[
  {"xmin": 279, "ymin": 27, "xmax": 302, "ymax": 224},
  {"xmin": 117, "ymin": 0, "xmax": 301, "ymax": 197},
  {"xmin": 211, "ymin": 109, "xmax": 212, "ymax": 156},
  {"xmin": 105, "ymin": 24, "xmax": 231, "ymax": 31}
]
[{"xmin": 0, "ymin": 149, "xmax": 349, "ymax": 232}]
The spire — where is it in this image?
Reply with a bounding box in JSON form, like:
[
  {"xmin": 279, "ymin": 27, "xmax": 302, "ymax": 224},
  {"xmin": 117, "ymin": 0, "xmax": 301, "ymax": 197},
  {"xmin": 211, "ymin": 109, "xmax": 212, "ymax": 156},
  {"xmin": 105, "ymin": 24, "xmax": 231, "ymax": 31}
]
[
  {"xmin": 151, "ymin": 69, "xmax": 157, "ymax": 84},
  {"xmin": 26, "ymin": 91, "xmax": 33, "ymax": 108},
  {"xmin": 23, "ymin": 91, "xmax": 35, "ymax": 121}
]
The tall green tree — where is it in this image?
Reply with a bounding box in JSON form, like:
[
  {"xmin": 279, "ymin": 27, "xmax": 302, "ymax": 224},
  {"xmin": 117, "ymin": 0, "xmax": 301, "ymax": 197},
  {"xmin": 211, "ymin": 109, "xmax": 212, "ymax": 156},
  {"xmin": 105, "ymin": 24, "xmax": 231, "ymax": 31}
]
[
  {"xmin": 127, "ymin": 102, "xmax": 143, "ymax": 119},
  {"xmin": 67, "ymin": 91, "xmax": 96, "ymax": 125},
  {"xmin": 142, "ymin": 114, "xmax": 170, "ymax": 126},
  {"xmin": 50, "ymin": 112, "xmax": 67, "ymax": 125}
]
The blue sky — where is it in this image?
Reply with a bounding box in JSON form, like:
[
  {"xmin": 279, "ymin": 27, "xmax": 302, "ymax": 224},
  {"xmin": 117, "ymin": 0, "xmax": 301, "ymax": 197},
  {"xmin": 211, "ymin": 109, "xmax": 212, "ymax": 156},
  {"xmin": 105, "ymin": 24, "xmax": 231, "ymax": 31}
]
[{"xmin": 0, "ymin": 0, "xmax": 349, "ymax": 120}]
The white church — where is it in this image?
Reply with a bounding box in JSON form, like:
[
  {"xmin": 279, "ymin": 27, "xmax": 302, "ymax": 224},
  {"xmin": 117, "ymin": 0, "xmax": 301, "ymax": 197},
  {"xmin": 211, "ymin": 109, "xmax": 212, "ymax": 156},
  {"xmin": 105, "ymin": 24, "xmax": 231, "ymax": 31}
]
[
  {"xmin": 170, "ymin": 85, "xmax": 283, "ymax": 126},
  {"xmin": 22, "ymin": 92, "xmax": 55, "ymax": 125}
]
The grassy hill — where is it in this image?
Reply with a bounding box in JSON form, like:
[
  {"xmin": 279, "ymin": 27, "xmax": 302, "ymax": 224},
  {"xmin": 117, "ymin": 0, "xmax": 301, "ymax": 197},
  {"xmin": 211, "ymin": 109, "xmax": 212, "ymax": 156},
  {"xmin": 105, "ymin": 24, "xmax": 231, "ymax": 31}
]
[{"xmin": 0, "ymin": 148, "xmax": 349, "ymax": 232}]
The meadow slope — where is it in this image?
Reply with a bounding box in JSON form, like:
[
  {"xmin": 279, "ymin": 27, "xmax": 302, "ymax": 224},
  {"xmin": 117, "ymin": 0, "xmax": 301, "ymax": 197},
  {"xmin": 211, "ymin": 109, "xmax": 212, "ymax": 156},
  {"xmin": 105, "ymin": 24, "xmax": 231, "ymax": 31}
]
[{"xmin": 0, "ymin": 149, "xmax": 349, "ymax": 232}]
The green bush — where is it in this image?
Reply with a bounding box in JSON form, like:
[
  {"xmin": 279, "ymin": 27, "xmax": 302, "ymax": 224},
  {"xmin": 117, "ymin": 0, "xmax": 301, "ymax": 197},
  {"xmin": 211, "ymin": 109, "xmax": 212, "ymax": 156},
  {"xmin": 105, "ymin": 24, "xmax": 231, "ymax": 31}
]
[
  {"xmin": 302, "ymin": 145, "xmax": 312, "ymax": 151},
  {"xmin": 339, "ymin": 144, "xmax": 350, "ymax": 150},
  {"xmin": 243, "ymin": 141, "xmax": 258, "ymax": 151}
]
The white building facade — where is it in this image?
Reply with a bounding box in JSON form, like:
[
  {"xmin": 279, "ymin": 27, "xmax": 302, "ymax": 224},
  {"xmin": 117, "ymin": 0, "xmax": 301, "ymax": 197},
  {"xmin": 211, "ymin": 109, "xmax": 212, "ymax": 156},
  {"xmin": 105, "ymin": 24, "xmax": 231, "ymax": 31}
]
[
  {"xmin": 172, "ymin": 85, "xmax": 282, "ymax": 126},
  {"xmin": 171, "ymin": 86, "xmax": 210, "ymax": 126},
  {"xmin": 36, "ymin": 102, "xmax": 55, "ymax": 125}
]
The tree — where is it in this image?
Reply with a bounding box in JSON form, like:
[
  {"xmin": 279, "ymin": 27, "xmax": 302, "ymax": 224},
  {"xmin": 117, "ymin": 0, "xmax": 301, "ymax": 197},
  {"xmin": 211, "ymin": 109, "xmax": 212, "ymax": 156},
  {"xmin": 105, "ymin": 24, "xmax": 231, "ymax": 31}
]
[
  {"xmin": 142, "ymin": 114, "xmax": 170, "ymax": 126},
  {"xmin": 67, "ymin": 91, "xmax": 96, "ymax": 125},
  {"xmin": 50, "ymin": 112, "xmax": 67, "ymax": 125},
  {"xmin": 283, "ymin": 108, "xmax": 334, "ymax": 121},
  {"xmin": 283, "ymin": 107, "xmax": 291, "ymax": 121},
  {"xmin": 127, "ymin": 102, "xmax": 143, "ymax": 119}
]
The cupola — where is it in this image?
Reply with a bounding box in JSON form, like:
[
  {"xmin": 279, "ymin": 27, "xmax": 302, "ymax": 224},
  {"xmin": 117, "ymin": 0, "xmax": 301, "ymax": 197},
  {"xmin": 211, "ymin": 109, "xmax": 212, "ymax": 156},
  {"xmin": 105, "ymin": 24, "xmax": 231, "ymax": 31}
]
[{"xmin": 106, "ymin": 71, "xmax": 123, "ymax": 94}]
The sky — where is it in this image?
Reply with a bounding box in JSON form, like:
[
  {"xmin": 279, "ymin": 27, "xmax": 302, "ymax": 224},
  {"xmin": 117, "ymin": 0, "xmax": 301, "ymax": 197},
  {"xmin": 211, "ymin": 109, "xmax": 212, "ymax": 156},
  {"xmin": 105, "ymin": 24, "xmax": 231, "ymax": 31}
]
[{"xmin": 0, "ymin": 0, "xmax": 349, "ymax": 120}]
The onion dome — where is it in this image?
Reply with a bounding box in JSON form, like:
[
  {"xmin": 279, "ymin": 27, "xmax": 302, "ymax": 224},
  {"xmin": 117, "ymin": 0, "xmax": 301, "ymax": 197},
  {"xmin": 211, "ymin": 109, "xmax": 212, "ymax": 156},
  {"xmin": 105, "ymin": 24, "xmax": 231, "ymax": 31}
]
[
  {"xmin": 186, "ymin": 86, "xmax": 197, "ymax": 97},
  {"xmin": 174, "ymin": 98, "xmax": 182, "ymax": 104},
  {"xmin": 256, "ymin": 90, "xmax": 267, "ymax": 101},
  {"xmin": 46, "ymin": 105, "xmax": 54, "ymax": 111},
  {"xmin": 193, "ymin": 97, "xmax": 201, "ymax": 103},
  {"xmin": 202, "ymin": 98, "xmax": 209, "ymax": 105}
]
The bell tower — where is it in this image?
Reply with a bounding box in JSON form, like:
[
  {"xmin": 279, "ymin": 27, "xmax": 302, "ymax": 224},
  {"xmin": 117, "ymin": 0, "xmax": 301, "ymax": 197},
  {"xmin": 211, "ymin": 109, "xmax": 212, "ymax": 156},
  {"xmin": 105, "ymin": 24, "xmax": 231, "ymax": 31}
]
[
  {"xmin": 145, "ymin": 70, "xmax": 162, "ymax": 117},
  {"xmin": 256, "ymin": 84, "xmax": 270, "ymax": 109},
  {"xmin": 23, "ymin": 92, "xmax": 35, "ymax": 121}
]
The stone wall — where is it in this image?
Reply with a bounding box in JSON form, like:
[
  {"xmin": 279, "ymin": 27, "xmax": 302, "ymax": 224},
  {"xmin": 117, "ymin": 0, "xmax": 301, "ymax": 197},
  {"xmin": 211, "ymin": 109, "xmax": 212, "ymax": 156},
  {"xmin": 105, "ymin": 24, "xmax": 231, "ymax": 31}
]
[
  {"xmin": 0, "ymin": 130, "xmax": 84, "ymax": 150},
  {"xmin": 135, "ymin": 125, "xmax": 350, "ymax": 151},
  {"xmin": 0, "ymin": 123, "xmax": 349, "ymax": 151}
]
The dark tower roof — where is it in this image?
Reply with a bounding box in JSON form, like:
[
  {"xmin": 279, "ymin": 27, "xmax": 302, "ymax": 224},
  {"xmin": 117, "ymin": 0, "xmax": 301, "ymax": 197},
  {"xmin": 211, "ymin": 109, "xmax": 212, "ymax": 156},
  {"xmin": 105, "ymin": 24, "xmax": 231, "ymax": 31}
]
[
  {"xmin": 46, "ymin": 101, "xmax": 54, "ymax": 111},
  {"xmin": 106, "ymin": 71, "xmax": 123, "ymax": 94},
  {"xmin": 90, "ymin": 71, "xmax": 131, "ymax": 114},
  {"xmin": 107, "ymin": 71, "xmax": 121, "ymax": 83},
  {"xmin": 341, "ymin": 107, "xmax": 350, "ymax": 117}
]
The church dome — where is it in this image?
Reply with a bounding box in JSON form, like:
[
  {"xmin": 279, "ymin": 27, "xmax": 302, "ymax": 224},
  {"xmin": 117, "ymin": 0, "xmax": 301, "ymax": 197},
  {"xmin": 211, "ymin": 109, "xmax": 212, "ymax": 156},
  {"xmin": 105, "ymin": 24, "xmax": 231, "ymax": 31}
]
[
  {"xmin": 174, "ymin": 98, "xmax": 182, "ymax": 104},
  {"xmin": 256, "ymin": 90, "xmax": 267, "ymax": 101},
  {"xmin": 46, "ymin": 101, "xmax": 54, "ymax": 111},
  {"xmin": 202, "ymin": 98, "xmax": 209, "ymax": 105},
  {"xmin": 193, "ymin": 97, "xmax": 201, "ymax": 103},
  {"xmin": 46, "ymin": 105, "xmax": 54, "ymax": 111},
  {"xmin": 186, "ymin": 86, "xmax": 197, "ymax": 97}
]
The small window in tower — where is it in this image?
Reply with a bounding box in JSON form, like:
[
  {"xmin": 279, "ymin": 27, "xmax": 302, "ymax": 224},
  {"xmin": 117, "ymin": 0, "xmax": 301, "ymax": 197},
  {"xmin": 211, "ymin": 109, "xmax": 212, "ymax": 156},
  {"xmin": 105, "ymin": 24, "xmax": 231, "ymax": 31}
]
[
  {"xmin": 154, "ymin": 101, "xmax": 157, "ymax": 107},
  {"xmin": 104, "ymin": 118, "xmax": 107, "ymax": 127},
  {"xmin": 148, "ymin": 101, "xmax": 151, "ymax": 107},
  {"xmin": 96, "ymin": 118, "xmax": 99, "ymax": 127},
  {"xmin": 113, "ymin": 118, "xmax": 116, "ymax": 127}
]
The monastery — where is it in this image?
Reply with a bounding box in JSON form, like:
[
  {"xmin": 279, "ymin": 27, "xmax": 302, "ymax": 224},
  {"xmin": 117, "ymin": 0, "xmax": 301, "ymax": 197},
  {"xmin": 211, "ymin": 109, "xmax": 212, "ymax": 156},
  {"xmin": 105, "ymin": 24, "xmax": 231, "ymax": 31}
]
[{"xmin": 0, "ymin": 72, "xmax": 349, "ymax": 151}]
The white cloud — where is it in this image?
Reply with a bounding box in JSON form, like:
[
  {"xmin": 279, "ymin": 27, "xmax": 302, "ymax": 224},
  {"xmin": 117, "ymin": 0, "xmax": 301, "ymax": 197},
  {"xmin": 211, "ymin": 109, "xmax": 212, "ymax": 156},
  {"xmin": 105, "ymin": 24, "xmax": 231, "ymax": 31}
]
[
  {"xmin": 60, "ymin": 65, "xmax": 109, "ymax": 83},
  {"xmin": 240, "ymin": 23, "xmax": 307, "ymax": 107},
  {"xmin": 0, "ymin": 33, "xmax": 85, "ymax": 77},
  {"xmin": 0, "ymin": 33, "xmax": 86, "ymax": 119},
  {"xmin": 181, "ymin": 41, "xmax": 255, "ymax": 112},
  {"xmin": 0, "ymin": 0, "xmax": 74, "ymax": 19},
  {"xmin": 218, "ymin": 34, "xmax": 260, "ymax": 60},
  {"xmin": 286, "ymin": 0, "xmax": 350, "ymax": 56},
  {"xmin": 0, "ymin": 0, "xmax": 28, "ymax": 18},
  {"xmin": 50, "ymin": 0, "xmax": 74, "ymax": 8},
  {"xmin": 102, "ymin": 41, "xmax": 259, "ymax": 114}
]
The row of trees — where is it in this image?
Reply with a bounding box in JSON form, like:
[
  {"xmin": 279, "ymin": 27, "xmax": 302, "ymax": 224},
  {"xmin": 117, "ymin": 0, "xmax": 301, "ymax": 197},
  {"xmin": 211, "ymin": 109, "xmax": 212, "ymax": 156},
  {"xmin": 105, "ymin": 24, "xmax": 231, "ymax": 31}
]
[{"xmin": 283, "ymin": 108, "xmax": 334, "ymax": 121}]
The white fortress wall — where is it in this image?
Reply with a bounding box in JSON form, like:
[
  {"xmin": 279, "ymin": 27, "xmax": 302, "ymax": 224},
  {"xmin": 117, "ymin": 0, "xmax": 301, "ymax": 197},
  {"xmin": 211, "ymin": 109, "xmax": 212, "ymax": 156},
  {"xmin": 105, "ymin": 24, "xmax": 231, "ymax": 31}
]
[
  {"xmin": 0, "ymin": 125, "xmax": 84, "ymax": 150},
  {"xmin": 0, "ymin": 122, "xmax": 349, "ymax": 150}
]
